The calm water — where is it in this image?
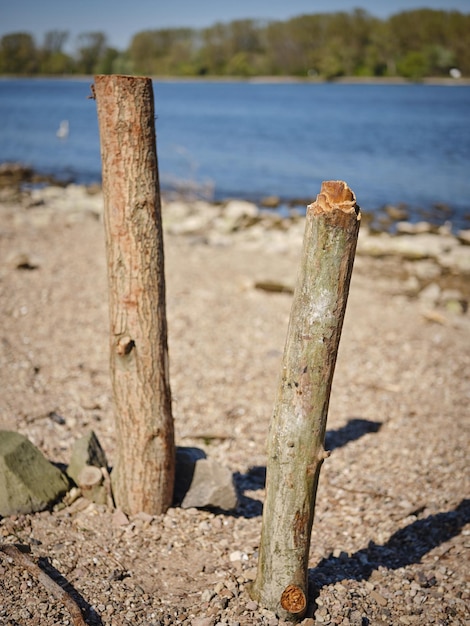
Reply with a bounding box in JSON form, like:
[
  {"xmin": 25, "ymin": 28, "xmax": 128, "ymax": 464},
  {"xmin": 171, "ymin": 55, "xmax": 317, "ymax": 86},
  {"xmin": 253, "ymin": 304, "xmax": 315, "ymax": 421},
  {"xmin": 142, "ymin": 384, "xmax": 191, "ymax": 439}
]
[{"xmin": 1, "ymin": 78, "xmax": 469, "ymax": 228}]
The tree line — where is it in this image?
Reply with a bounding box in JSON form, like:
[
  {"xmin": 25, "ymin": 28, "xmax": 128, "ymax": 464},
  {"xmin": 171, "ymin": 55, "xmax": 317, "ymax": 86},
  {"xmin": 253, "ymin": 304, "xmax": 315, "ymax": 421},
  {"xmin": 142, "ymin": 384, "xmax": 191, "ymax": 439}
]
[{"xmin": 1, "ymin": 9, "xmax": 469, "ymax": 79}]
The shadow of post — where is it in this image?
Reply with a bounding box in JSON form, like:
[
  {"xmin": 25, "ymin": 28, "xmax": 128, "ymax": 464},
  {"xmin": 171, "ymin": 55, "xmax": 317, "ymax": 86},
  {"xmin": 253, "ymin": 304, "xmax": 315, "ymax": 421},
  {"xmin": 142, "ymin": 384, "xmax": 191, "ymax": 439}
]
[
  {"xmin": 234, "ymin": 417, "xmax": 383, "ymax": 518},
  {"xmin": 309, "ymin": 498, "xmax": 470, "ymax": 591},
  {"xmin": 38, "ymin": 557, "xmax": 104, "ymax": 625}
]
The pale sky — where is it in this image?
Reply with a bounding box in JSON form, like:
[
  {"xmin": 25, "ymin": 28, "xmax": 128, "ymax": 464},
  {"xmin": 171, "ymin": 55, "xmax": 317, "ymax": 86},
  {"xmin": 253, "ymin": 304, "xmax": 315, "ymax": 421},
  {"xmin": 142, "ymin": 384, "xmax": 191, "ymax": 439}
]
[{"xmin": 1, "ymin": 0, "xmax": 470, "ymax": 52}]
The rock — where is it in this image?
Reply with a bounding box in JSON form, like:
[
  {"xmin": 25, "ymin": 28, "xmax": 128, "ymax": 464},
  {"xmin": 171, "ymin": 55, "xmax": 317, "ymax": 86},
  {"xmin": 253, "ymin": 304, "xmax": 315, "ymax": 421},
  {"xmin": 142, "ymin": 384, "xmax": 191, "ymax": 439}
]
[
  {"xmin": 6, "ymin": 251, "xmax": 40, "ymax": 270},
  {"xmin": 260, "ymin": 195, "xmax": 281, "ymax": 208},
  {"xmin": 396, "ymin": 221, "xmax": 434, "ymax": 235},
  {"xmin": 457, "ymin": 229, "xmax": 470, "ymax": 245},
  {"xmin": 405, "ymin": 259, "xmax": 441, "ymax": 282},
  {"xmin": 174, "ymin": 447, "xmax": 238, "ymax": 511},
  {"xmin": 418, "ymin": 282, "xmax": 441, "ymax": 306},
  {"xmin": 0, "ymin": 162, "xmax": 34, "ymax": 186},
  {"xmin": 0, "ymin": 431, "xmax": 70, "ymax": 516},
  {"xmin": 219, "ymin": 200, "xmax": 259, "ymax": 232},
  {"xmin": 66, "ymin": 430, "xmax": 108, "ymax": 485},
  {"xmin": 438, "ymin": 245, "xmax": 470, "ymax": 274},
  {"xmin": 245, "ymin": 600, "xmax": 258, "ymax": 611},
  {"xmin": 191, "ymin": 617, "xmax": 215, "ymax": 626},
  {"xmin": 441, "ymin": 289, "xmax": 467, "ymax": 314},
  {"xmin": 229, "ymin": 550, "xmax": 248, "ymax": 562},
  {"xmin": 173, "ymin": 446, "xmax": 207, "ymax": 505},
  {"xmin": 254, "ymin": 280, "xmax": 294, "ymax": 294},
  {"xmin": 357, "ymin": 231, "xmax": 457, "ymax": 261},
  {"xmin": 112, "ymin": 508, "xmax": 129, "ymax": 527},
  {"xmin": 385, "ymin": 205, "xmax": 409, "ymax": 221}
]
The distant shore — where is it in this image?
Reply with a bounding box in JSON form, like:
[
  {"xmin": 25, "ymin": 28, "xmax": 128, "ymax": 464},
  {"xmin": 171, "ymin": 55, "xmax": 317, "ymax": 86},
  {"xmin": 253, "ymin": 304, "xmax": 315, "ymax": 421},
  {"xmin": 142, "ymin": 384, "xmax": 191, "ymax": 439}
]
[{"xmin": 1, "ymin": 74, "xmax": 470, "ymax": 86}]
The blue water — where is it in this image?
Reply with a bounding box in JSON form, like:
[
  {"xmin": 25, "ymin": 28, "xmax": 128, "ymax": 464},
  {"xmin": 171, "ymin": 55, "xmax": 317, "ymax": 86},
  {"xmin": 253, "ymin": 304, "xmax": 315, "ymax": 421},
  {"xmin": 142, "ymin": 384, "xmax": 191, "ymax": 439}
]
[{"xmin": 1, "ymin": 77, "xmax": 469, "ymax": 228}]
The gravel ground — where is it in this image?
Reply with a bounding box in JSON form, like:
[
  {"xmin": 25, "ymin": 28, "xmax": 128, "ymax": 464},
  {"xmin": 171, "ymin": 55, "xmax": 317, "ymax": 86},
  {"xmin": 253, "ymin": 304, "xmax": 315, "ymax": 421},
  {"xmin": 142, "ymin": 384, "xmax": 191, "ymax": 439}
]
[{"xmin": 0, "ymin": 186, "xmax": 469, "ymax": 625}]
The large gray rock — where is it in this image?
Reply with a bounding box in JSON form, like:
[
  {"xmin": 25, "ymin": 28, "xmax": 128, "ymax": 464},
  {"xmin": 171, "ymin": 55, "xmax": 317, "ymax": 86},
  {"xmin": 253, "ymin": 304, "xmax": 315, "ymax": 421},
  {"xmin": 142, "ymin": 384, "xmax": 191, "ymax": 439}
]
[
  {"xmin": 174, "ymin": 447, "xmax": 238, "ymax": 511},
  {"xmin": 0, "ymin": 431, "xmax": 70, "ymax": 516}
]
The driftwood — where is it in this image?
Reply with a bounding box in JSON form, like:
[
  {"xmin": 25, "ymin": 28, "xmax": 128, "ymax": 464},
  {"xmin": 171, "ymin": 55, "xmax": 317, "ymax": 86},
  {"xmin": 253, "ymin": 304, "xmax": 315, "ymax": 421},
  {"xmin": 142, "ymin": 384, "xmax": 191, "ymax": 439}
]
[
  {"xmin": 0, "ymin": 544, "xmax": 87, "ymax": 626},
  {"xmin": 250, "ymin": 181, "xmax": 361, "ymax": 620},
  {"xmin": 94, "ymin": 74, "xmax": 175, "ymax": 515}
]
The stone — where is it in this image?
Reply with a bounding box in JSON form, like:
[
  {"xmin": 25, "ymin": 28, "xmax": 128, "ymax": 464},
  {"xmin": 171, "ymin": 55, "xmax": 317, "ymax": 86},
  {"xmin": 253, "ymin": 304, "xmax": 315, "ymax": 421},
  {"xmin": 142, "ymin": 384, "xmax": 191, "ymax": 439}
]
[
  {"xmin": 6, "ymin": 251, "xmax": 40, "ymax": 270},
  {"xmin": 175, "ymin": 447, "xmax": 238, "ymax": 511},
  {"xmin": 418, "ymin": 282, "xmax": 441, "ymax": 306},
  {"xmin": 173, "ymin": 446, "xmax": 207, "ymax": 505},
  {"xmin": 384, "ymin": 205, "xmax": 409, "ymax": 221},
  {"xmin": 254, "ymin": 280, "xmax": 294, "ymax": 294},
  {"xmin": 396, "ymin": 221, "xmax": 434, "ymax": 235},
  {"xmin": 457, "ymin": 229, "xmax": 470, "ymax": 245},
  {"xmin": 438, "ymin": 245, "xmax": 470, "ymax": 274},
  {"xmin": 358, "ymin": 231, "xmax": 458, "ymax": 262},
  {"xmin": 191, "ymin": 617, "xmax": 215, "ymax": 626},
  {"xmin": 0, "ymin": 431, "xmax": 70, "ymax": 516},
  {"xmin": 219, "ymin": 200, "xmax": 259, "ymax": 232},
  {"xmin": 112, "ymin": 508, "xmax": 129, "ymax": 527},
  {"xmin": 260, "ymin": 195, "xmax": 281, "ymax": 208},
  {"xmin": 66, "ymin": 430, "xmax": 108, "ymax": 484}
]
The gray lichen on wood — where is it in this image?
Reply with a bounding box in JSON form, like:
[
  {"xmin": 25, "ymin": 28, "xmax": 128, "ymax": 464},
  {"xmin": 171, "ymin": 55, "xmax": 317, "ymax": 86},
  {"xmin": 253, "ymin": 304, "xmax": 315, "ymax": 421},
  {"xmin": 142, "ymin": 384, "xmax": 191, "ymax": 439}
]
[{"xmin": 250, "ymin": 181, "xmax": 360, "ymax": 620}]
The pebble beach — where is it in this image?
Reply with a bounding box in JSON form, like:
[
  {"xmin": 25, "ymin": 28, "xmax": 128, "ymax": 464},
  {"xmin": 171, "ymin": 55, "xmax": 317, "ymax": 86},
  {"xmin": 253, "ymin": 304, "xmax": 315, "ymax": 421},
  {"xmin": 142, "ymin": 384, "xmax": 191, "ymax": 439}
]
[{"xmin": 0, "ymin": 178, "xmax": 469, "ymax": 625}]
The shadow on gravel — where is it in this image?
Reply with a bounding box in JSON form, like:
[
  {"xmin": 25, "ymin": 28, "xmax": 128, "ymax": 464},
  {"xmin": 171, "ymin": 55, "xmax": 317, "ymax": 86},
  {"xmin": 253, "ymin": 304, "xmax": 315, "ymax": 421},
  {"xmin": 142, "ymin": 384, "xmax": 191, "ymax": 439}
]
[
  {"xmin": 38, "ymin": 557, "xmax": 104, "ymax": 626},
  {"xmin": 234, "ymin": 417, "xmax": 383, "ymax": 518},
  {"xmin": 309, "ymin": 498, "xmax": 470, "ymax": 592},
  {"xmin": 325, "ymin": 417, "xmax": 382, "ymax": 452}
]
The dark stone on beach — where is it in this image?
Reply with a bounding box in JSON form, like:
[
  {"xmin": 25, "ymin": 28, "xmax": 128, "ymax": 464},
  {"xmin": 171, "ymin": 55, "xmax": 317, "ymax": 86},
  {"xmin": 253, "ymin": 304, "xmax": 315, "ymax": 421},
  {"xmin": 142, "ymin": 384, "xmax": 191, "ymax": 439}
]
[
  {"xmin": 0, "ymin": 163, "xmax": 34, "ymax": 187},
  {"xmin": 174, "ymin": 446, "xmax": 238, "ymax": 511},
  {"xmin": 254, "ymin": 280, "xmax": 294, "ymax": 294},
  {"xmin": 0, "ymin": 162, "xmax": 70, "ymax": 188},
  {"xmin": 0, "ymin": 431, "xmax": 70, "ymax": 516}
]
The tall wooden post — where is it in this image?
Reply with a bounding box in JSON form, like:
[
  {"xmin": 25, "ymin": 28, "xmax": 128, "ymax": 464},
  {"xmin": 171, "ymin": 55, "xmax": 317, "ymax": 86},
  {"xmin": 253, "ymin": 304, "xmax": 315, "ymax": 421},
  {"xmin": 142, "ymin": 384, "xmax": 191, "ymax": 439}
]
[
  {"xmin": 250, "ymin": 181, "xmax": 360, "ymax": 620},
  {"xmin": 94, "ymin": 75, "xmax": 174, "ymax": 515}
]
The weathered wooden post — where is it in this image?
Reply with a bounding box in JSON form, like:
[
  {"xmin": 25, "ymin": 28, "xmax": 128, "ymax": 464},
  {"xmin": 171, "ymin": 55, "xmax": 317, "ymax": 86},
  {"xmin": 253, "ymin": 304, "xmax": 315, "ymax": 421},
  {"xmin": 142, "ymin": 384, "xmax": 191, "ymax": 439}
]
[
  {"xmin": 94, "ymin": 75, "xmax": 175, "ymax": 515},
  {"xmin": 250, "ymin": 181, "xmax": 360, "ymax": 620}
]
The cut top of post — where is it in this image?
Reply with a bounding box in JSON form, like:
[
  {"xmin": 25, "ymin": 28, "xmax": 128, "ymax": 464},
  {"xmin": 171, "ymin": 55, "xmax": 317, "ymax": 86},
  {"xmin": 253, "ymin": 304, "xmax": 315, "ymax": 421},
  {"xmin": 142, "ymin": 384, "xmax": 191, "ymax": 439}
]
[{"xmin": 309, "ymin": 180, "xmax": 360, "ymax": 217}]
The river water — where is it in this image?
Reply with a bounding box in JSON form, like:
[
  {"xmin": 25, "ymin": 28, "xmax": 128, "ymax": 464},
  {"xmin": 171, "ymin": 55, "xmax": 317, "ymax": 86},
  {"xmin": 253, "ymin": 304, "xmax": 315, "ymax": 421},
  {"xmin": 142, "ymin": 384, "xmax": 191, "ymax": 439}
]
[{"xmin": 0, "ymin": 78, "xmax": 469, "ymax": 228}]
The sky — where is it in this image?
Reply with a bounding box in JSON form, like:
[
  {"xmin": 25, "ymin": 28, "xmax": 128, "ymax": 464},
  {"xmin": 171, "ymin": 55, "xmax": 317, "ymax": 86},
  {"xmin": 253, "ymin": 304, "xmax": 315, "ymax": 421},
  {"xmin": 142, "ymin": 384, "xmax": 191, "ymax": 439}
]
[{"xmin": 1, "ymin": 0, "xmax": 470, "ymax": 52}]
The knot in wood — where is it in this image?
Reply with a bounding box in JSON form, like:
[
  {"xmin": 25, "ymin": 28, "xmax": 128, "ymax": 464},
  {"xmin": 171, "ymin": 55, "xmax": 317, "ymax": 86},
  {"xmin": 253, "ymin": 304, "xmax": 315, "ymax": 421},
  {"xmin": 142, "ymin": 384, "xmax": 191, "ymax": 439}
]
[
  {"xmin": 280, "ymin": 584, "xmax": 306, "ymax": 615},
  {"xmin": 116, "ymin": 336, "xmax": 135, "ymax": 356}
]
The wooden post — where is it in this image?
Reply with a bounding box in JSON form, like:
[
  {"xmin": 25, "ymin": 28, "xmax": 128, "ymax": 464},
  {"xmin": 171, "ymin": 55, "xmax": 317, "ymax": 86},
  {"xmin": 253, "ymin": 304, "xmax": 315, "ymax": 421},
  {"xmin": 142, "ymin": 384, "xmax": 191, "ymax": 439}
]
[
  {"xmin": 250, "ymin": 181, "xmax": 360, "ymax": 620},
  {"xmin": 94, "ymin": 74, "xmax": 174, "ymax": 515}
]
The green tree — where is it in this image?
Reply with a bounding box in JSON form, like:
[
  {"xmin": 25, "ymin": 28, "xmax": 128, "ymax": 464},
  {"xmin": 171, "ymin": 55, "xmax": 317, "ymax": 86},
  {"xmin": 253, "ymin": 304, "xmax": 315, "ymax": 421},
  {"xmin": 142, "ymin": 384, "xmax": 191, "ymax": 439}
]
[
  {"xmin": 397, "ymin": 50, "xmax": 429, "ymax": 79},
  {"xmin": 1, "ymin": 8, "xmax": 469, "ymax": 78},
  {"xmin": 75, "ymin": 32, "xmax": 108, "ymax": 74},
  {"xmin": 95, "ymin": 47, "xmax": 120, "ymax": 74},
  {"xmin": 129, "ymin": 28, "xmax": 195, "ymax": 75},
  {"xmin": 446, "ymin": 11, "xmax": 470, "ymax": 75},
  {"xmin": 39, "ymin": 30, "xmax": 74, "ymax": 74},
  {"xmin": 0, "ymin": 33, "xmax": 38, "ymax": 74},
  {"xmin": 199, "ymin": 22, "xmax": 230, "ymax": 74}
]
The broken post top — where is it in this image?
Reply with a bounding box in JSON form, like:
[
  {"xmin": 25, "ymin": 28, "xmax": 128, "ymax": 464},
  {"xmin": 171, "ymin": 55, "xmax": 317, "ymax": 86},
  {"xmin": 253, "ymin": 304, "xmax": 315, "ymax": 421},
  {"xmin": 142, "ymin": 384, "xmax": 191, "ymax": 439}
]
[{"xmin": 308, "ymin": 180, "xmax": 360, "ymax": 218}]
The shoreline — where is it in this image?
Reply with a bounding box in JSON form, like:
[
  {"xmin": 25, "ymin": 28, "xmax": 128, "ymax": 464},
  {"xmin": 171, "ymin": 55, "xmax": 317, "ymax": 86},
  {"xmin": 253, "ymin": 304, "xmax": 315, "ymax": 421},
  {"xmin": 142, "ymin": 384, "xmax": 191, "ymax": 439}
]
[
  {"xmin": 1, "ymin": 162, "xmax": 469, "ymax": 235},
  {"xmin": 1, "ymin": 177, "xmax": 469, "ymax": 303},
  {"xmin": 1, "ymin": 74, "xmax": 470, "ymax": 86}
]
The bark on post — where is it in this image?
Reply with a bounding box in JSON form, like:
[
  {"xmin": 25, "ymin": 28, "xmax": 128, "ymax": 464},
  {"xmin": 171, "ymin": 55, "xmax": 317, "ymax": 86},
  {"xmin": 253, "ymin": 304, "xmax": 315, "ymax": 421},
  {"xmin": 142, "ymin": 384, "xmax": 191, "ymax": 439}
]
[
  {"xmin": 250, "ymin": 181, "xmax": 361, "ymax": 620},
  {"xmin": 94, "ymin": 74, "xmax": 174, "ymax": 515}
]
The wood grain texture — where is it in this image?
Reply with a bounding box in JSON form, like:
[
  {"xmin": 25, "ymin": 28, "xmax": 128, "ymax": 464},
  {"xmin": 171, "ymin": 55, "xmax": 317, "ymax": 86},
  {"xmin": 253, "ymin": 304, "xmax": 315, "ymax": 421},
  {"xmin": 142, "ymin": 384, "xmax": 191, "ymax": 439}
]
[
  {"xmin": 250, "ymin": 181, "xmax": 360, "ymax": 620},
  {"xmin": 94, "ymin": 75, "xmax": 175, "ymax": 515}
]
